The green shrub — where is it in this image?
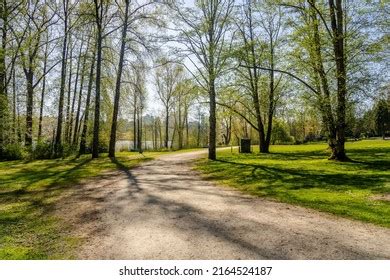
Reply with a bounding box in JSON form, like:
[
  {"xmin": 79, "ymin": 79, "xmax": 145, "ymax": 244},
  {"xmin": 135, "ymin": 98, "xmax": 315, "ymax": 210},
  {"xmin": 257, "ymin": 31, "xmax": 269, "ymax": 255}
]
[
  {"xmin": 32, "ymin": 141, "xmax": 53, "ymax": 159},
  {"xmin": 1, "ymin": 143, "xmax": 26, "ymax": 160},
  {"xmin": 271, "ymin": 120, "xmax": 294, "ymax": 144},
  {"xmin": 62, "ymin": 143, "xmax": 77, "ymax": 157}
]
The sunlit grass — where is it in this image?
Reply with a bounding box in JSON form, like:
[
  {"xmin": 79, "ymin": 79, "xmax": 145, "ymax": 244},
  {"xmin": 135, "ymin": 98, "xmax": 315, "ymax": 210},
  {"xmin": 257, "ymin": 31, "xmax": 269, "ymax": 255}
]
[
  {"xmin": 196, "ymin": 139, "xmax": 390, "ymax": 227},
  {"xmin": 0, "ymin": 151, "xmax": 161, "ymax": 259}
]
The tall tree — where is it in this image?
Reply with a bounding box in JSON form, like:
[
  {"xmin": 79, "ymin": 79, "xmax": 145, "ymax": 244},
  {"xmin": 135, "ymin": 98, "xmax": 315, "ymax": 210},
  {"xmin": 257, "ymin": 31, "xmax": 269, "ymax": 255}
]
[
  {"xmin": 130, "ymin": 64, "xmax": 147, "ymax": 151},
  {"xmin": 64, "ymin": 35, "xmax": 74, "ymax": 144},
  {"xmin": 37, "ymin": 30, "xmax": 49, "ymax": 141},
  {"xmin": 20, "ymin": 1, "xmax": 54, "ymax": 147},
  {"xmin": 91, "ymin": 0, "xmax": 105, "ymax": 158},
  {"xmin": 155, "ymin": 61, "xmax": 182, "ymax": 149},
  {"xmin": 172, "ymin": 0, "xmax": 234, "ymax": 160},
  {"xmin": 68, "ymin": 37, "xmax": 84, "ymax": 144},
  {"xmin": 257, "ymin": 0, "xmax": 351, "ymax": 160},
  {"xmin": 328, "ymin": 0, "xmax": 347, "ymax": 160},
  {"xmin": 108, "ymin": 0, "xmax": 130, "ymax": 158},
  {"xmin": 73, "ymin": 34, "xmax": 91, "ymax": 145},
  {"xmin": 0, "ymin": 0, "xmax": 9, "ymax": 153},
  {"xmin": 79, "ymin": 42, "xmax": 96, "ymax": 155},
  {"xmin": 174, "ymin": 79, "xmax": 195, "ymax": 149},
  {"xmin": 55, "ymin": 0, "xmax": 70, "ymax": 156},
  {"xmin": 233, "ymin": 0, "xmax": 283, "ymax": 153}
]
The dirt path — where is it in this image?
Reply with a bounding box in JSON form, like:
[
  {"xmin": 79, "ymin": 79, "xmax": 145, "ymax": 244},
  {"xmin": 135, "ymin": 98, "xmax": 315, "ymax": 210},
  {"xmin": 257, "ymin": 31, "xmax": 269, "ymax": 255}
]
[{"xmin": 58, "ymin": 150, "xmax": 390, "ymax": 259}]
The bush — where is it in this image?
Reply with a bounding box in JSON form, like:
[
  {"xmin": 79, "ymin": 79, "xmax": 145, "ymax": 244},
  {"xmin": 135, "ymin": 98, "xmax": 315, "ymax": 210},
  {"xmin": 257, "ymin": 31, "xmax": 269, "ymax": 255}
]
[
  {"xmin": 1, "ymin": 143, "xmax": 26, "ymax": 160},
  {"xmin": 62, "ymin": 143, "xmax": 78, "ymax": 157},
  {"xmin": 98, "ymin": 133, "xmax": 109, "ymax": 153},
  {"xmin": 303, "ymin": 132, "xmax": 326, "ymax": 143},
  {"xmin": 271, "ymin": 120, "xmax": 294, "ymax": 144},
  {"xmin": 32, "ymin": 141, "xmax": 53, "ymax": 159}
]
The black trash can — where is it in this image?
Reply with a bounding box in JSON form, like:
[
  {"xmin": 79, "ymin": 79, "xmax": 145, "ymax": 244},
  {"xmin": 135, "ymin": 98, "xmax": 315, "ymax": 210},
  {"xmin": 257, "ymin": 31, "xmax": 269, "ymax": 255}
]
[{"xmin": 240, "ymin": 138, "xmax": 251, "ymax": 153}]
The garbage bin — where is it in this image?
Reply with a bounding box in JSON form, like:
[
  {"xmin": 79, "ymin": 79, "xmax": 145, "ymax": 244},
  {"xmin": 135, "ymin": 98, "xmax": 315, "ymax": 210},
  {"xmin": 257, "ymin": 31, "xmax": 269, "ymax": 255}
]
[{"xmin": 240, "ymin": 138, "xmax": 251, "ymax": 153}]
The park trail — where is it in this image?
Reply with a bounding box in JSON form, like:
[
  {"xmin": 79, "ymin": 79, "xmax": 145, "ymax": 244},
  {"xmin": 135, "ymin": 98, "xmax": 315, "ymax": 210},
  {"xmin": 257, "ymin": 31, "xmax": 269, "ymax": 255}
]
[{"xmin": 56, "ymin": 149, "xmax": 390, "ymax": 259}]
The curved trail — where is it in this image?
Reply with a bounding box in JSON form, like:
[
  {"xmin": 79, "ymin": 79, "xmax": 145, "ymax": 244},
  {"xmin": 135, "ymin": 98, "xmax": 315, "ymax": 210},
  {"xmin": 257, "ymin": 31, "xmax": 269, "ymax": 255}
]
[{"xmin": 59, "ymin": 150, "xmax": 390, "ymax": 259}]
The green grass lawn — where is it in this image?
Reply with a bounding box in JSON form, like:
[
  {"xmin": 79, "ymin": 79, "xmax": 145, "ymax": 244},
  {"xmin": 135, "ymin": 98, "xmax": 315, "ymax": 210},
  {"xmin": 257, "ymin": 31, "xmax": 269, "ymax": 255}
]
[
  {"xmin": 196, "ymin": 139, "xmax": 390, "ymax": 227},
  {"xmin": 0, "ymin": 151, "xmax": 166, "ymax": 259}
]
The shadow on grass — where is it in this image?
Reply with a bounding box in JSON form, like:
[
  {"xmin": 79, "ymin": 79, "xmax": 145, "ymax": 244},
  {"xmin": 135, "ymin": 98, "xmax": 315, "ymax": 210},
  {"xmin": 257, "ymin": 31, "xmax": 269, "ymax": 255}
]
[
  {"xmin": 0, "ymin": 156, "xmax": 121, "ymax": 259},
  {"xmin": 266, "ymin": 150, "xmax": 328, "ymax": 160},
  {"xmin": 1, "ymin": 153, "xmax": 158, "ymax": 259},
  {"xmin": 213, "ymin": 158, "xmax": 389, "ymax": 193},
  {"xmin": 197, "ymin": 144, "xmax": 390, "ymax": 227}
]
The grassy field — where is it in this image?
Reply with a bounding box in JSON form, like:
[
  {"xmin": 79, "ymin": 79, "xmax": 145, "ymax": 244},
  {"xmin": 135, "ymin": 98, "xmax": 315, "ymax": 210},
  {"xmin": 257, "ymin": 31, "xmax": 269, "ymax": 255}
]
[
  {"xmin": 196, "ymin": 139, "xmax": 390, "ymax": 227},
  {"xmin": 0, "ymin": 151, "xmax": 167, "ymax": 259}
]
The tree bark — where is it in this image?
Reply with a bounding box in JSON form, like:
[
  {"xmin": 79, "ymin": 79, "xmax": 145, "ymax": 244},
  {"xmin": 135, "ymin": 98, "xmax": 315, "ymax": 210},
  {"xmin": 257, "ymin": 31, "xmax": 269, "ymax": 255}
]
[
  {"xmin": 38, "ymin": 33, "xmax": 49, "ymax": 142},
  {"xmin": 0, "ymin": 0, "xmax": 6, "ymax": 96},
  {"xmin": 185, "ymin": 108, "xmax": 189, "ymax": 148},
  {"xmin": 178, "ymin": 97, "xmax": 183, "ymax": 150},
  {"xmin": 92, "ymin": 0, "xmax": 103, "ymax": 158},
  {"xmin": 197, "ymin": 111, "xmax": 201, "ymax": 147},
  {"xmin": 24, "ymin": 70, "xmax": 33, "ymax": 147},
  {"xmin": 164, "ymin": 107, "xmax": 169, "ymax": 148},
  {"xmin": 264, "ymin": 35, "xmax": 275, "ymax": 152},
  {"xmin": 170, "ymin": 116, "xmax": 176, "ymax": 149},
  {"xmin": 0, "ymin": 0, "xmax": 8, "ymax": 152},
  {"xmin": 109, "ymin": 0, "xmax": 130, "ymax": 158},
  {"xmin": 208, "ymin": 77, "xmax": 216, "ymax": 159},
  {"xmin": 237, "ymin": 3, "xmax": 269, "ymax": 153},
  {"xmin": 133, "ymin": 97, "xmax": 137, "ymax": 150},
  {"xmin": 12, "ymin": 69, "xmax": 16, "ymax": 141},
  {"xmin": 54, "ymin": 0, "xmax": 69, "ymax": 156},
  {"xmin": 68, "ymin": 39, "xmax": 84, "ymax": 144},
  {"xmin": 308, "ymin": 1, "xmax": 338, "ymax": 157},
  {"xmin": 73, "ymin": 37, "xmax": 90, "ymax": 145},
  {"xmin": 79, "ymin": 44, "xmax": 96, "ymax": 155},
  {"xmin": 329, "ymin": 0, "xmax": 348, "ymax": 161},
  {"xmin": 65, "ymin": 38, "xmax": 73, "ymax": 144},
  {"xmin": 137, "ymin": 107, "xmax": 142, "ymax": 151},
  {"xmin": 158, "ymin": 117, "xmax": 162, "ymax": 149}
]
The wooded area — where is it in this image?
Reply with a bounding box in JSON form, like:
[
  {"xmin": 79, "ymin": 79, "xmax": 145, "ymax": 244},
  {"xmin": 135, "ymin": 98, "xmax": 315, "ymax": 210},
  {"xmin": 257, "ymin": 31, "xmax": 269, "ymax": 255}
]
[{"xmin": 0, "ymin": 0, "xmax": 388, "ymax": 161}]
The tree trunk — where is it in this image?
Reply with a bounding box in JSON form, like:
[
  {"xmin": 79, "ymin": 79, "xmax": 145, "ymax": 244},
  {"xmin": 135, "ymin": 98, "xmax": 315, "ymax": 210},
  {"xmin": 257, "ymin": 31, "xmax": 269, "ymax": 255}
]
[
  {"xmin": 0, "ymin": 0, "xmax": 6, "ymax": 96},
  {"xmin": 79, "ymin": 45, "xmax": 96, "ymax": 155},
  {"xmin": 133, "ymin": 100, "xmax": 137, "ymax": 150},
  {"xmin": 154, "ymin": 118, "xmax": 158, "ymax": 149},
  {"xmin": 224, "ymin": 115, "xmax": 232, "ymax": 145},
  {"xmin": 0, "ymin": 0, "xmax": 8, "ymax": 152},
  {"xmin": 246, "ymin": 4, "xmax": 267, "ymax": 153},
  {"xmin": 178, "ymin": 98, "xmax": 183, "ymax": 150},
  {"xmin": 38, "ymin": 35, "xmax": 49, "ymax": 142},
  {"xmin": 208, "ymin": 77, "xmax": 216, "ymax": 160},
  {"xmin": 12, "ymin": 69, "xmax": 16, "ymax": 141},
  {"xmin": 109, "ymin": 0, "xmax": 130, "ymax": 158},
  {"xmin": 65, "ymin": 38, "xmax": 73, "ymax": 144},
  {"xmin": 185, "ymin": 110, "xmax": 189, "ymax": 148},
  {"xmin": 25, "ymin": 70, "xmax": 33, "ymax": 147},
  {"xmin": 137, "ymin": 108, "xmax": 142, "ymax": 151},
  {"xmin": 264, "ymin": 38, "xmax": 275, "ymax": 153},
  {"xmin": 197, "ymin": 113, "xmax": 201, "ymax": 147},
  {"xmin": 164, "ymin": 108, "xmax": 169, "ymax": 148},
  {"xmin": 68, "ymin": 39, "xmax": 84, "ymax": 144},
  {"xmin": 140, "ymin": 106, "xmax": 143, "ymax": 151},
  {"xmin": 329, "ymin": 0, "xmax": 348, "ymax": 161},
  {"xmin": 92, "ymin": 18, "xmax": 103, "ymax": 158},
  {"xmin": 307, "ymin": 0, "xmax": 338, "ymax": 158},
  {"xmin": 55, "ymin": 1, "xmax": 69, "ymax": 156},
  {"xmin": 92, "ymin": 10, "xmax": 102, "ymax": 159},
  {"xmin": 73, "ymin": 37, "xmax": 90, "ymax": 145},
  {"xmin": 158, "ymin": 118, "xmax": 162, "ymax": 149},
  {"xmin": 170, "ymin": 117, "xmax": 176, "ymax": 150}
]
